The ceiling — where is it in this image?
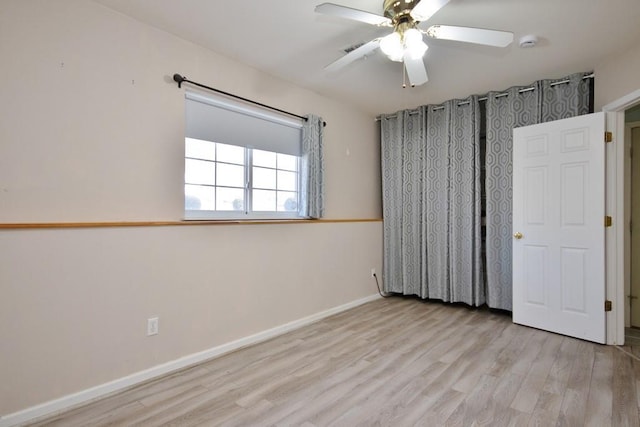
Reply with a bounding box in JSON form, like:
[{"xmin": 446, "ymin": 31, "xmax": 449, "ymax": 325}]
[{"xmin": 94, "ymin": 0, "xmax": 640, "ymax": 116}]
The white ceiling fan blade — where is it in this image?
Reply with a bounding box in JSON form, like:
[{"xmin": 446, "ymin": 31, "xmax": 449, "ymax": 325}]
[
  {"xmin": 410, "ymin": 0, "xmax": 450, "ymax": 22},
  {"xmin": 315, "ymin": 3, "xmax": 391, "ymax": 26},
  {"xmin": 403, "ymin": 53, "xmax": 428, "ymax": 87},
  {"xmin": 325, "ymin": 39, "xmax": 381, "ymax": 73},
  {"xmin": 425, "ymin": 25, "xmax": 514, "ymax": 47}
]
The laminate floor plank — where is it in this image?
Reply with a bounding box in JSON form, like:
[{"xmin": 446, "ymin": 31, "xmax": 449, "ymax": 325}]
[
  {"xmin": 316, "ymin": 351, "xmax": 448, "ymax": 426},
  {"xmin": 526, "ymin": 390, "xmax": 563, "ymax": 427},
  {"xmin": 510, "ymin": 333, "xmax": 563, "ymax": 414},
  {"xmin": 394, "ymin": 388, "xmax": 466, "ymax": 427},
  {"xmin": 27, "ymin": 297, "xmax": 640, "ymax": 427},
  {"xmin": 443, "ymin": 374, "xmax": 500, "ymax": 427},
  {"xmin": 509, "ymin": 330, "xmax": 548, "ymax": 377},
  {"xmin": 612, "ymin": 346, "xmax": 640, "ymax": 426},
  {"xmin": 230, "ymin": 359, "xmax": 375, "ymax": 427},
  {"xmin": 277, "ymin": 316, "xmax": 452, "ymax": 426},
  {"xmin": 469, "ymin": 371, "xmax": 525, "ymax": 427},
  {"xmin": 29, "ymin": 400, "xmax": 145, "ymax": 427},
  {"xmin": 631, "ymin": 346, "xmax": 640, "ymax": 414},
  {"xmin": 584, "ymin": 348, "xmax": 613, "ymax": 427},
  {"xmin": 391, "ymin": 321, "xmax": 504, "ymax": 426},
  {"xmin": 542, "ymin": 336, "xmax": 580, "ymax": 395},
  {"xmin": 556, "ymin": 340, "xmax": 596, "ymax": 427},
  {"xmin": 451, "ymin": 322, "xmax": 518, "ymax": 393},
  {"xmin": 486, "ymin": 324, "xmax": 537, "ymax": 377},
  {"xmin": 109, "ymin": 385, "xmax": 213, "ymax": 426},
  {"xmin": 352, "ymin": 360, "xmax": 450, "ymax": 426}
]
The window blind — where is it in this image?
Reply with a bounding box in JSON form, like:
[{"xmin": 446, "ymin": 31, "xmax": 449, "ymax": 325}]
[{"xmin": 185, "ymin": 91, "xmax": 302, "ymax": 156}]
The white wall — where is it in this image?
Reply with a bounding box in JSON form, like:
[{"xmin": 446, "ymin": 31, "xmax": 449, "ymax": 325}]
[
  {"xmin": 0, "ymin": 0, "xmax": 382, "ymax": 417},
  {"xmin": 595, "ymin": 42, "xmax": 640, "ymax": 112}
]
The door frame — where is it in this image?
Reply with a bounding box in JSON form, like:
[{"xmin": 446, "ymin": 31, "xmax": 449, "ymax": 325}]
[
  {"xmin": 603, "ymin": 88, "xmax": 640, "ymax": 345},
  {"xmin": 625, "ymin": 121, "xmax": 640, "ymax": 328}
]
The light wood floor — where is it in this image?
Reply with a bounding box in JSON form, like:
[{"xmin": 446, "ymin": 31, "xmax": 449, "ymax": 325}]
[{"xmin": 30, "ymin": 297, "xmax": 640, "ymax": 426}]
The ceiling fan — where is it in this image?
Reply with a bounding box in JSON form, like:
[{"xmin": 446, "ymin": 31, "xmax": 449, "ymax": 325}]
[{"xmin": 315, "ymin": 0, "xmax": 514, "ymax": 87}]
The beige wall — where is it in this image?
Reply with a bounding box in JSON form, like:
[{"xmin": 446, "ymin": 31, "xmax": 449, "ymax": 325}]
[
  {"xmin": 0, "ymin": 0, "xmax": 382, "ymax": 416},
  {"xmin": 595, "ymin": 41, "xmax": 640, "ymax": 111},
  {"xmin": 0, "ymin": 223, "xmax": 382, "ymax": 417},
  {"xmin": 0, "ymin": 0, "xmax": 380, "ymax": 222}
]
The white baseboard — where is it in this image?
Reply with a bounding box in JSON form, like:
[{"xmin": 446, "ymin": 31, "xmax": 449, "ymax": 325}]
[{"xmin": 0, "ymin": 294, "xmax": 380, "ymax": 427}]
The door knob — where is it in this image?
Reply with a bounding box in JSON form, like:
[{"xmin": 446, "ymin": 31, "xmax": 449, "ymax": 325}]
[{"xmin": 514, "ymin": 232, "xmax": 523, "ymax": 240}]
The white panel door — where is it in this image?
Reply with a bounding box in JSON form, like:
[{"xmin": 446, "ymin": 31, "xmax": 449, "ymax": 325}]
[{"xmin": 512, "ymin": 112, "xmax": 605, "ymax": 343}]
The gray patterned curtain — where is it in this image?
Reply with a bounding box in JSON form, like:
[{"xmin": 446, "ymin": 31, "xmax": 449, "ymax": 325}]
[
  {"xmin": 381, "ymin": 108, "xmax": 425, "ymax": 297},
  {"xmin": 381, "ymin": 71, "xmax": 592, "ymax": 310},
  {"xmin": 300, "ymin": 114, "xmax": 325, "ymax": 218},
  {"xmin": 449, "ymin": 97, "xmax": 485, "ymax": 305},
  {"xmin": 381, "ymin": 97, "xmax": 485, "ymax": 305},
  {"xmin": 485, "ymin": 72, "xmax": 592, "ymax": 310},
  {"xmin": 422, "ymin": 105, "xmax": 449, "ymax": 300}
]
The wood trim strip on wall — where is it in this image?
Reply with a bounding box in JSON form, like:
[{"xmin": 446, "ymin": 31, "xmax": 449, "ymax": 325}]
[{"xmin": 0, "ymin": 218, "xmax": 382, "ymax": 230}]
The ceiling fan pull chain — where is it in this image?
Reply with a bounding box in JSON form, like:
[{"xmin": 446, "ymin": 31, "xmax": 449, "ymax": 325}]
[{"xmin": 402, "ymin": 63, "xmax": 407, "ymax": 89}]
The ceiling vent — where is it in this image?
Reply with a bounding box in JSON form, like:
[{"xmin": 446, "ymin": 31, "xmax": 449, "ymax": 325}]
[{"xmin": 343, "ymin": 42, "xmax": 365, "ymax": 54}]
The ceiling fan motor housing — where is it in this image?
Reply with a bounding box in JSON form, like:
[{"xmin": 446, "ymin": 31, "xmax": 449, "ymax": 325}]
[{"xmin": 383, "ymin": 0, "xmax": 420, "ymax": 26}]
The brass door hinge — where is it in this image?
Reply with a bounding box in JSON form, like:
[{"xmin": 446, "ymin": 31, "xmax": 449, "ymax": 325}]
[
  {"xmin": 605, "ymin": 216, "xmax": 613, "ymax": 227},
  {"xmin": 605, "ymin": 300, "xmax": 612, "ymax": 312},
  {"xmin": 605, "ymin": 132, "xmax": 613, "ymax": 143}
]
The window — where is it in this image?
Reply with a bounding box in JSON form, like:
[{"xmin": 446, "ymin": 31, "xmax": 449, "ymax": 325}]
[{"xmin": 183, "ymin": 91, "xmax": 303, "ymax": 219}]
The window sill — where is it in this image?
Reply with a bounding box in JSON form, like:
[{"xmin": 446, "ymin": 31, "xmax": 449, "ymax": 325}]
[{"xmin": 183, "ymin": 212, "xmax": 302, "ymax": 221}]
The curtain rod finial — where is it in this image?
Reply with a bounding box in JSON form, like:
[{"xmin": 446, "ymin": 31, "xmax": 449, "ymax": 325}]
[
  {"xmin": 173, "ymin": 73, "xmax": 185, "ymax": 88},
  {"xmin": 304, "ymin": 117, "xmax": 326, "ymax": 127}
]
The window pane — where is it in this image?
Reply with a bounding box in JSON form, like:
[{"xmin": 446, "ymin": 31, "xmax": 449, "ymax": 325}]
[
  {"xmin": 185, "ymin": 138, "xmax": 215, "ymax": 161},
  {"xmin": 278, "ymin": 191, "xmax": 298, "ymax": 212},
  {"xmin": 216, "ymin": 143, "xmax": 244, "ymax": 164},
  {"xmin": 185, "ymin": 159, "xmax": 215, "ymax": 185},
  {"xmin": 216, "ymin": 187, "xmax": 244, "ymax": 211},
  {"xmin": 253, "ymin": 149, "xmax": 277, "ymax": 168},
  {"xmin": 277, "ymin": 170, "xmax": 297, "ymax": 191},
  {"xmin": 253, "ymin": 189, "xmax": 276, "ymax": 211},
  {"xmin": 185, "ymin": 184, "xmax": 215, "ymax": 210},
  {"xmin": 253, "ymin": 166, "xmax": 276, "ymax": 190},
  {"xmin": 277, "ymin": 153, "xmax": 298, "ymax": 171},
  {"xmin": 217, "ymin": 163, "xmax": 245, "ymax": 188}
]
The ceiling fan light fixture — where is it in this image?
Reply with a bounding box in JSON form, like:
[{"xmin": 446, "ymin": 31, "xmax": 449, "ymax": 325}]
[
  {"xmin": 403, "ymin": 28, "xmax": 427, "ymax": 59},
  {"xmin": 406, "ymin": 39, "xmax": 428, "ymax": 60},
  {"xmin": 380, "ymin": 32, "xmax": 404, "ymax": 61},
  {"xmin": 403, "ymin": 28, "xmax": 421, "ymax": 46}
]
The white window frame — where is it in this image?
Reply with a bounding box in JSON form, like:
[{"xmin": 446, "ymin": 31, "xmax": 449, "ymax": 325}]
[{"xmin": 183, "ymin": 91, "xmax": 304, "ymax": 220}]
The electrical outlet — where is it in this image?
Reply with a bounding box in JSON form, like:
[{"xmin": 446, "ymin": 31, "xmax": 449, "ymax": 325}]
[
  {"xmin": 371, "ymin": 268, "xmax": 376, "ymax": 278},
  {"xmin": 147, "ymin": 317, "xmax": 159, "ymax": 336}
]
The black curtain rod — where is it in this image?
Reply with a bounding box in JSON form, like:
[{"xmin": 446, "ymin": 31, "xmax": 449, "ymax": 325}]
[
  {"xmin": 173, "ymin": 74, "xmax": 326, "ymax": 127},
  {"xmin": 376, "ymin": 73, "xmax": 595, "ymax": 120}
]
